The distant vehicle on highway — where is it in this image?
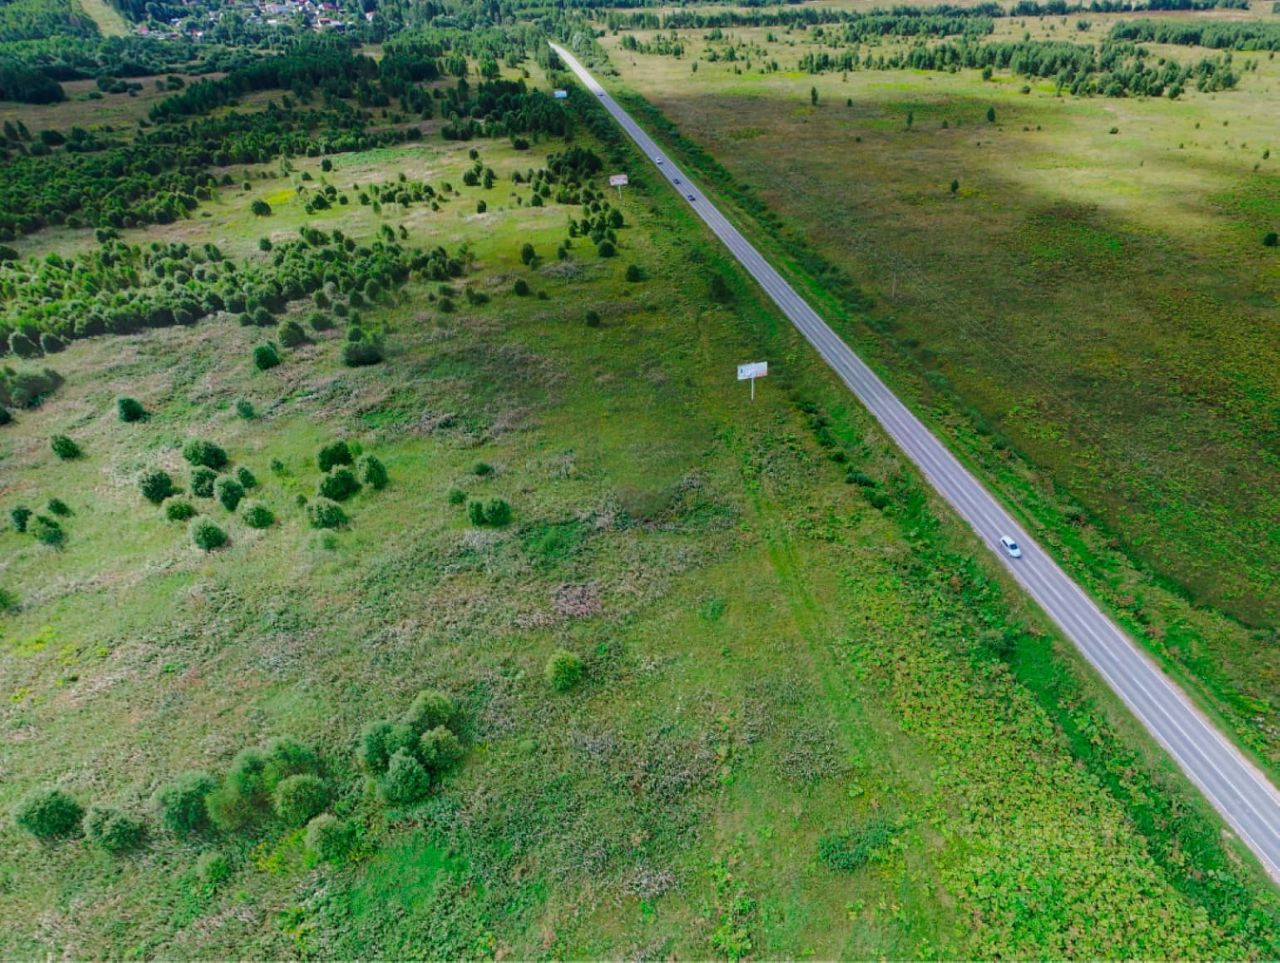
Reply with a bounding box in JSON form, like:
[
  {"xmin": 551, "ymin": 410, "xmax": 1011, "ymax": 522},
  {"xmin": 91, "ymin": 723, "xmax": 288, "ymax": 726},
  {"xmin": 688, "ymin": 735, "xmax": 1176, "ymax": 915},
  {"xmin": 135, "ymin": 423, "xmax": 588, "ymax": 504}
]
[
  {"xmin": 687, "ymin": 194, "xmax": 696, "ymax": 201},
  {"xmin": 656, "ymin": 158, "xmax": 664, "ymax": 164},
  {"xmin": 1000, "ymin": 536, "xmax": 1022, "ymax": 558}
]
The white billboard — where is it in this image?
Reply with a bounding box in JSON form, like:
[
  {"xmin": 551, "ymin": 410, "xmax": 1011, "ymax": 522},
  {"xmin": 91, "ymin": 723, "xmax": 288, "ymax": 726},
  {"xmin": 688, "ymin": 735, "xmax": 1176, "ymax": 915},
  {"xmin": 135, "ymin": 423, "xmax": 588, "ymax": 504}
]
[
  {"xmin": 737, "ymin": 362, "xmax": 768, "ymax": 381},
  {"xmin": 609, "ymin": 174, "xmax": 629, "ymax": 187}
]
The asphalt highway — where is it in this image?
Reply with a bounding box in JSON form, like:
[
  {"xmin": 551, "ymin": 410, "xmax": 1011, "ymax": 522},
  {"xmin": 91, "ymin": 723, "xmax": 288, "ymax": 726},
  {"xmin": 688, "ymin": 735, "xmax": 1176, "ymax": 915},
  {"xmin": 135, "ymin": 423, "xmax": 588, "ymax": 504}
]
[{"xmin": 550, "ymin": 41, "xmax": 1280, "ymax": 884}]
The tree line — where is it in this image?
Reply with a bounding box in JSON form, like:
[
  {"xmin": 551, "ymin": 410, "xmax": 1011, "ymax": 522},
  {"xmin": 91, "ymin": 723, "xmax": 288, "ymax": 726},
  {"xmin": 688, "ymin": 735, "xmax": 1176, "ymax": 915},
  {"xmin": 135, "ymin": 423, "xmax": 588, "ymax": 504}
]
[{"xmin": 1108, "ymin": 18, "xmax": 1280, "ymax": 50}]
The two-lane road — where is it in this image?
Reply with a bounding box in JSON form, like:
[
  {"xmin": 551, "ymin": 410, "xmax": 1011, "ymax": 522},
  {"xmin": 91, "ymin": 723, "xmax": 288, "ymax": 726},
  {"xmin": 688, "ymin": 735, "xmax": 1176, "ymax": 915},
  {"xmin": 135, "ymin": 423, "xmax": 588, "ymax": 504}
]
[{"xmin": 550, "ymin": 42, "xmax": 1280, "ymax": 883}]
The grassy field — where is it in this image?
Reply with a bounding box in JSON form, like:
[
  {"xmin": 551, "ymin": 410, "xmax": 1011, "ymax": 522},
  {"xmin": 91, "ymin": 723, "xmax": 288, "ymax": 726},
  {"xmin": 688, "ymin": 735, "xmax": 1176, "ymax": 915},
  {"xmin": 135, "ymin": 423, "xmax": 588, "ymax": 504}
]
[
  {"xmin": 1, "ymin": 72, "xmax": 1279, "ymax": 955},
  {"xmin": 595, "ymin": 19, "xmax": 1280, "ymax": 773}
]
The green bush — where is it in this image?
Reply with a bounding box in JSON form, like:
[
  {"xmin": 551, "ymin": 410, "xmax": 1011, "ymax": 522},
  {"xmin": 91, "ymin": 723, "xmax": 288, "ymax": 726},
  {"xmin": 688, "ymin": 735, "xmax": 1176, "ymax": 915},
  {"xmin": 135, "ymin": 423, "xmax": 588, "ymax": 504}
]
[
  {"xmin": 625, "ymin": 264, "xmax": 643, "ymax": 282},
  {"xmin": 0, "ymin": 404, "xmax": 10, "ymax": 426},
  {"xmin": 208, "ymin": 739, "xmax": 319, "ymax": 832},
  {"xmin": 10, "ymin": 506, "xmax": 31, "ymax": 532},
  {"xmin": 377, "ymin": 750, "xmax": 431, "ymax": 805},
  {"xmin": 1265, "ymin": 231, "xmax": 1279, "ymax": 248},
  {"xmin": 13, "ymin": 787, "xmax": 83, "ymax": 839},
  {"xmin": 195, "ymin": 850, "xmax": 232, "ymax": 887},
  {"xmin": 166, "ymin": 499, "xmax": 196, "ymax": 522},
  {"xmin": 191, "ymin": 467, "xmax": 217, "ymax": 498},
  {"xmin": 341, "ymin": 340, "xmax": 383, "ymax": 367},
  {"xmin": 273, "ymin": 774, "xmax": 329, "ymax": 828},
  {"xmin": 305, "ymin": 813, "xmax": 352, "ymax": 862},
  {"xmin": 401, "ymin": 690, "xmax": 456, "ymax": 735},
  {"xmin": 357, "ymin": 454, "xmax": 388, "ymax": 490},
  {"xmin": 140, "ymin": 470, "xmax": 178, "ymax": 505},
  {"xmin": 253, "ymin": 342, "xmax": 281, "ymax": 371},
  {"xmin": 467, "ymin": 500, "xmax": 486, "ymax": 526},
  {"xmin": 216, "ymin": 477, "xmax": 245, "ymax": 511},
  {"xmin": 447, "ymin": 488, "xmax": 466, "ymax": 506},
  {"xmin": 190, "ymin": 518, "xmax": 228, "ymax": 551},
  {"xmin": 546, "ymin": 649, "xmax": 584, "ymax": 692},
  {"xmin": 31, "ymin": 515, "xmax": 64, "ymax": 547},
  {"xmin": 418, "ymin": 726, "xmax": 465, "ymax": 775},
  {"xmin": 358, "ymin": 720, "xmax": 417, "ymax": 773},
  {"xmin": 183, "ymin": 440, "xmax": 228, "ymax": 470},
  {"xmin": 513, "ymin": 278, "xmax": 530, "ymax": 296},
  {"xmin": 83, "ymin": 805, "xmax": 146, "ymax": 855},
  {"xmin": 597, "ymin": 240, "xmax": 616, "ymax": 258},
  {"xmin": 279, "ymin": 320, "xmax": 307, "ymax": 348},
  {"xmin": 151, "ymin": 772, "xmax": 216, "ymax": 836},
  {"xmin": 46, "ymin": 498, "xmax": 71, "ymax": 517},
  {"xmin": 236, "ymin": 466, "xmax": 257, "ymax": 489},
  {"xmin": 817, "ymin": 821, "xmax": 896, "ymax": 873},
  {"xmin": 318, "ymin": 467, "xmax": 361, "ymax": 502},
  {"xmin": 242, "ymin": 502, "xmax": 274, "ymax": 529},
  {"xmin": 235, "ymin": 399, "xmax": 255, "ymax": 419},
  {"xmin": 117, "ymin": 396, "xmax": 147, "ymax": 422},
  {"xmin": 50, "ymin": 434, "xmax": 81, "ymax": 460},
  {"xmin": 484, "ymin": 498, "xmax": 511, "ymax": 526},
  {"xmin": 307, "ymin": 498, "xmax": 348, "ymax": 529},
  {"xmin": 317, "ymin": 441, "xmax": 353, "ymax": 472}
]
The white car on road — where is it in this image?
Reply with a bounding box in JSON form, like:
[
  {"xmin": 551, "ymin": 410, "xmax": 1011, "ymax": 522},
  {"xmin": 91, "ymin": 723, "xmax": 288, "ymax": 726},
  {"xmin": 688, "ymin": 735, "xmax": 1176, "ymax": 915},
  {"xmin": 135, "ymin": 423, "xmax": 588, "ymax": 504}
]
[{"xmin": 999, "ymin": 536, "xmax": 1022, "ymax": 558}]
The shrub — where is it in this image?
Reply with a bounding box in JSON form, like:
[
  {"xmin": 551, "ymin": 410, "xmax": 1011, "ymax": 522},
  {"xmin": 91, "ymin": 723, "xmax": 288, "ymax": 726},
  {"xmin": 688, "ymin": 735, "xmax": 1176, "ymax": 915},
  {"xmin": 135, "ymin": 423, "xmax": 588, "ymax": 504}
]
[
  {"xmin": 401, "ymin": 690, "xmax": 455, "ymax": 735},
  {"xmin": 166, "ymin": 499, "xmax": 196, "ymax": 521},
  {"xmin": 520, "ymin": 242, "xmax": 536, "ymax": 265},
  {"xmin": 0, "ymin": 405, "xmax": 10, "ymax": 426},
  {"xmin": 472, "ymin": 461, "xmax": 493, "ymax": 477},
  {"xmin": 216, "ymin": 477, "xmax": 245, "ymax": 511},
  {"xmin": 190, "ymin": 518, "xmax": 228, "ymax": 551},
  {"xmin": 596, "ymin": 240, "xmax": 616, "ymax": 258},
  {"xmin": 418, "ymin": 726, "xmax": 464, "ymax": 775},
  {"xmin": 447, "ymin": 487, "xmax": 466, "ymax": 506},
  {"xmin": 305, "ymin": 813, "xmax": 352, "ymax": 862},
  {"xmin": 13, "ymin": 787, "xmax": 83, "ymax": 839},
  {"xmin": 195, "ymin": 850, "xmax": 232, "ymax": 887},
  {"xmin": 191, "ymin": 467, "xmax": 217, "ymax": 498},
  {"xmin": 279, "ymin": 320, "xmax": 307, "ymax": 348},
  {"xmin": 467, "ymin": 500, "xmax": 486, "ymax": 526},
  {"xmin": 377, "ymin": 750, "xmax": 431, "ymax": 805},
  {"xmin": 817, "ymin": 821, "xmax": 896, "ymax": 873},
  {"xmin": 1265, "ymin": 232, "xmax": 1279, "ymax": 248},
  {"xmin": 484, "ymin": 498, "xmax": 511, "ymax": 526},
  {"xmin": 117, "ymin": 397, "xmax": 147, "ymax": 422},
  {"xmin": 31, "ymin": 515, "xmax": 64, "ymax": 547},
  {"xmin": 273, "ymin": 774, "xmax": 329, "ymax": 828},
  {"xmin": 151, "ymin": 772, "xmax": 216, "ymax": 836},
  {"xmin": 40, "ymin": 333, "xmax": 66, "ymax": 354},
  {"xmin": 46, "ymin": 498, "xmax": 71, "ymax": 517},
  {"xmin": 236, "ymin": 466, "xmax": 258, "ymax": 489},
  {"xmin": 253, "ymin": 342, "xmax": 281, "ymax": 371},
  {"xmin": 318, "ymin": 467, "xmax": 361, "ymax": 502},
  {"xmin": 50, "ymin": 434, "xmax": 81, "ymax": 460},
  {"xmin": 251, "ymin": 199, "xmax": 272, "ymax": 216},
  {"xmin": 357, "ymin": 454, "xmax": 388, "ymax": 490},
  {"xmin": 317, "ymin": 441, "xmax": 353, "ymax": 472},
  {"xmin": 585, "ymin": 310, "xmax": 601, "ymax": 328},
  {"xmin": 242, "ymin": 502, "xmax": 274, "ymax": 529},
  {"xmin": 625, "ymin": 264, "xmax": 643, "ymax": 282},
  {"xmin": 183, "ymin": 439, "xmax": 228, "ymax": 470},
  {"xmin": 208, "ymin": 739, "xmax": 318, "ymax": 832},
  {"xmin": 342, "ymin": 340, "xmax": 384, "ymax": 367},
  {"xmin": 545, "ymin": 649, "xmax": 584, "ymax": 692},
  {"xmin": 10, "ymin": 506, "xmax": 31, "ymax": 532},
  {"xmin": 140, "ymin": 470, "xmax": 178, "ymax": 504},
  {"xmin": 83, "ymin": 806, "xmax": 145, "ymax": 855},
  {"xmin": 307, "ymin": 498, "xmax": 347, "ymax": 529},
  {"xmin": 476, "ymin": 200, "xmax": 487, "ymax": 214},
  {"xmin": 513, "ymin": 278, "xmax": 530, "ymax": 296}
]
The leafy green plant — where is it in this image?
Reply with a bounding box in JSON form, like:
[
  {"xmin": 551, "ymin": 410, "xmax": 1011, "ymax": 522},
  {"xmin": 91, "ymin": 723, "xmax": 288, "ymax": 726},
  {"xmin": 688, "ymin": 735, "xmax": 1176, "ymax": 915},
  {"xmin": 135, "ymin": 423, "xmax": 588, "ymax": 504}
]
[
  {"xmin": 305, "ymin": 814, "xmax": 352, "ymax": 862},
  {"xmin": 83, "ymin": 806, "xmax": 146, "ymax": 855},
  {"xmin": 278, "ymin": 320, "xmax": 307, "ymax": 348},
  {"xmin": 10, "ymin": 506, "xmax": 31, "ymax": 532},
  {"xmin": 31, "ymin": 515, "xmax": 64, "ymax": 547},
  {"xmin": 117, "ymin": 396, "xmax": 147, "ymax": 422},
  {"xmin": 318, "ymin": 467, "xmax": 361, "ymax": 502},
  {"xmin": 183, "ymin": 440, "xmax": 228, "ymax": 470},
  {"xmin": 377, "ymin": 750, "xmax": 431, "ymax": 805},
  {"xmin": 236, "ymin": 466, "xmax": 258, "ymax": 489},
  {"xmin": 400, "ymin": 690, "xmax": 456, "ymax": 735},
  {"xmin": 273, "ymin": 775, "xmax": 329, "ymax": 828},
  {"xmin": 151, "ymin": 772, "xmax": 216, "ymax": 836},
  {"xmin": 341, "ymin": 340, "xmax": 383, "ymax": 367},
  {"xmin": 196, "ymin": 850, "xmax": 232, "ymax": 887},
  {"xmin": 253, "ymin": 342, "xmax": 281, "ymax": 371},
  {"xmin": 140, "ymin": 470, "xmax": 178, "ymax": 505},
  {"xmin": 46, "ymin": 498, "xmax": 71, "ymax": 517},
  {"xmin": 447, "ymin": 487, "xmax": 466, "ymax": 506},
  {"xmin": 190, "ymin": 467, "xmax": 217, "ymax": 498},
  {"xmin": 50, "ymin": 434, "xmax": 81, "ymax": 460},
  {"xmin": 165, "ymin": 499, "xmax": 196, "ymax": 522},
  {"xmin": 545, "ymin": 649, "xmax": 584, "ymax": 692},
  {"xmin": 216, "ymin": 477, "xmax": 245, "ymax": 511},
  {"xmin": 307, "ymin": 498, "xmax": 347, "ymax": 530},
  {"xmin": 190, "ymin": 518, "xmax": 227, "ymax": 551},
  {"xmin": 418, "ymin": 726, "xmax": 464, "ymax": 775},
  {"xmin": 13, "ymin": 787, "xmax": 83, "ymax": 839},
  {"xmin": 235, "ymin": 399, "xmax": 255, "ymax": 419},
  {"xmin": 358, "ymin": 720, "xmax": 416, "ymax": 773},
  {"xmin": 242, "ymin": 502, "xmax": 274, "ymax": 529},
  {"xmin": 357, "ymin": 454, "xmax": 388, "ymax": 490},
  {"xmin": 817, "ymin": 820, "xmax": 896, "ymax": 873},
  {"xmin": 317, "ymin": 441, "xmax": 353, "ymax": 472}
]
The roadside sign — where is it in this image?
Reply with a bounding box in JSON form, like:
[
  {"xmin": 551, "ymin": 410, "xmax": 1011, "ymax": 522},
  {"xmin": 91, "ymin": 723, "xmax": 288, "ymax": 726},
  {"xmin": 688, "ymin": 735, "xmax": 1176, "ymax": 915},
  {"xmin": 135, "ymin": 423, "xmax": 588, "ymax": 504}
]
[
  {"xmin": 553, "ymin": 89, "xmax": 568, "ymax": 99},
  {"xmin": 609, "ymin": 174, "xmax": 629, "ymax": 187},
  {"xmin": 737, "ymin": 361, "xmax": 768, "ymax": 401}
]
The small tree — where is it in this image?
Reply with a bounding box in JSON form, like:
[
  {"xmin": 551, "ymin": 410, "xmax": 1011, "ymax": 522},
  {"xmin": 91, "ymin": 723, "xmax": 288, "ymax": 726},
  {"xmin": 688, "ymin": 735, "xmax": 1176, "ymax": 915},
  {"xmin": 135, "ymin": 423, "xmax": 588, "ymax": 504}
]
[
  {"xmin": 357, "ymin": 454, "xmax": 388, "ymax": 490},
  {"xmin": 151, "ymin": 772, "xmax": 216, "ymax": 836},
  {"xmin": 950, "ymin": 179, "xmax": 960, "ymax": 194},
  {"xmin": 191, "ymin": 518, "xmax": 228, "ymax": 551},
  {"xmin": 191, "ymin": 467, "xmax": 217, "ymax": 498},
  {"xmin": 242, "ymin": 502, "xmax": 274, "ymax": 529},
  {"xmin": 216, "ymin": 476, "xmax": 245, "ymax": 511},
  {"xmin": 419, "ymin": 726, "xmax": 464, "ymax": 774},
  {"xmin": 317, "ymin": 441, "xmax": 353, "ymax": 472},
  {"xmin": 166, "ymin": 499, "xmax": 196, "ymax": 521},
  {"xmin": 401, "ymin": 690, "xmax": 455, "ymax": 735},
  {"xmin": 236, "ymin": 466, "xmax": 257, "ymax": 489},
  {"xmin": 986, "ymin": 106, "xmax": 996, "ymax": 122},
  {"xmin": 251, "ymin": 199, "xmax": 272, "ymax": 216},
  {"xmin": 273, "ymin": 774, "xmax": 329, "ymax": 828},
  {"xmin": 625, "ymin": 264, "xmax": 643, "ymax": 282},
  {"xmin": 46, "ymin": 498, "xmax": 71, "ymax": 517},
  {"xmin": 14, "ymin": 787, "xmax": 83, "ymax": 839},
  {"xmin": 307, "ymin": 498, "xmax": 348, "ymax": 529},
  {"xmin": 278, "ymin": 321, "xmax": 307, "ymax": 348},
  {"xmin": 342, "ymin": 340, "xmax": 383, "ymax": 367},
  {"xmin": 596, "ymin": 240, "xmax": 616, "ymax": 258},
  {"xmin": 513, "ymin": 278, "xmax": 530, "ymax": 296},
  {"xmin": 377, "ymin": 750, "xmax": 431, "ymax": 805},
  {"xmin": 31, "ymin": 515, "xmax": 64, "ymax": 547},
  {"xmin": 305, "ymin": 814, "xmax": 352, "ymax": 862},
  {"xmin": 585, "ymin": 310, "xmax": 601, "ymax": 328},
  {"xmin": 253, "ymin": 343, "xmax": 281, "ymax": 371},
  {"xmin": 50, "ymin": 434, "xmax": 81, "ymax": 460},
  {"xmin": 140, "ymin": 470, "xmax": 178, "ymax": 505},
  {"xmin": 810, "ymin": 86, "xmax": 818, "ymax": 106},
  {"xmin": 520, "ymin": 242, "xmax": 536, "ymax": 265},
  {"xmin": 183, "ymin": 439, "xmax": 228, "ymax": 470},
  {"xmin": 10, "ymin": 506, "xmax": 31, "ymax": 532},
  {"xmin": 546, "ymin": 649, "xmax": 584, "ymax": 692},
  {"xmin": 117, "ymin": 397, "xmax": 147, "ymax": 422},
  {"xmin": 1265, "ymin": 232, "xmax": 1279, "ymax": 248},
  {"xmin": 83, "ymin": 805, "xmax": 146, "ymax": 855},
  {"xmin": 318, "ymin": 467, "xmax": 361, "ymax": 502}
]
